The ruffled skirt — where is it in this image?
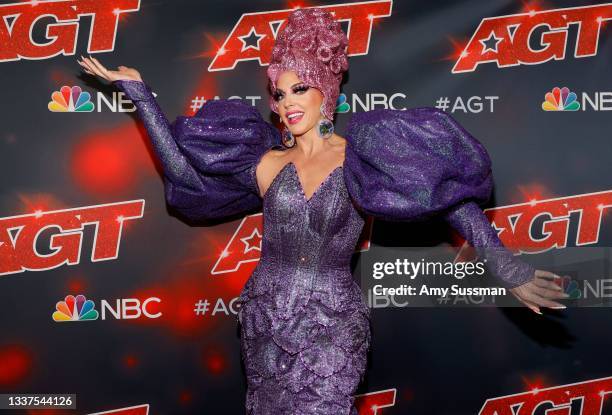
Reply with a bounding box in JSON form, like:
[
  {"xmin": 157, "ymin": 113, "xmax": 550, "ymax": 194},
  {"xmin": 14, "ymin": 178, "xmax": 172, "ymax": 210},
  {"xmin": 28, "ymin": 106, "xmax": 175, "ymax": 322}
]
[{"xmin": 237, "ymin": 269, "xmax": 371, "ymax": 414}]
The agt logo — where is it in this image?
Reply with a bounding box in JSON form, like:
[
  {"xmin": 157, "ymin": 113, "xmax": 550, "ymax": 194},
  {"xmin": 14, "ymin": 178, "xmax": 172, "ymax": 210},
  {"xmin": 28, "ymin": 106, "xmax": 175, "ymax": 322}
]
[
  {"xmin": 542, "ymin": 86, "xmax": 612, "ymax": 112},
  {"xmin": 85, "ymin": 390, "xmax": 397, "ymax": 415},
  {"xmin": 455, "ymin": 189, "xmax": 612, "ymax": 259},
  {"xmin": 479, "ymin": 376, "xmax": 612, "ymax": 415},
  {"xmin": 188, "ymin": 95, "xmax": 263, "ymax": 114},
  {"xmin": 208, "ymin": 1, "xmax": 393, "ymax": 71},
  {"xmin": 0, "ymin": 0, "xmax": 140, "ymax": 63},
  {"xmin": 48, "ymin": 85, "xmax": 156, "ymax": 113},
  {"xmin": 453, "ymin": 3, "xmax": 612, "ymax": 73},
  {"xmin": 87, "ymin": 405, "xmax": 149, "ymax": 415},
  {"xmin": 52, "ymin": 294, "xmax": 162, "ymax": 322},
  {"xmin": 0, "ymin": 200, "xmax": 145, "ymax": 276}
]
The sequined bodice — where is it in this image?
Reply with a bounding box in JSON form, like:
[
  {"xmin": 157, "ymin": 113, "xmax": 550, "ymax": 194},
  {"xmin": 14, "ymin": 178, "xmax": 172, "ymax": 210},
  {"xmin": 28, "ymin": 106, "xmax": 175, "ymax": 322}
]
[
  {"xmin": 262, "ymin": 162, "xmax": 364, "ymax": 270},
  {"xmin": 238, "ymin": 160, "xmax": 369, "ymax": 317}
]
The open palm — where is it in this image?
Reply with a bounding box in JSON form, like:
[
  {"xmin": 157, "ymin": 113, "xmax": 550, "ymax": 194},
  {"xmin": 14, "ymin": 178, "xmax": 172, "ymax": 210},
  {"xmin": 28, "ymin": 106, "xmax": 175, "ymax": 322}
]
[{"xmin": 77, "ymin": 55, "xmax": 142, "ymax": 83}]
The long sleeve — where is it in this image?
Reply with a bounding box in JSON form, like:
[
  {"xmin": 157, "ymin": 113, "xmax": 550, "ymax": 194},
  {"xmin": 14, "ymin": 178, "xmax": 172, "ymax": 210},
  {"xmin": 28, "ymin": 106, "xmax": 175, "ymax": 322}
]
[
  {"xmin": 342, "ymin": 107, "xmax": 535, "ymax": 288},
  {"xmin": 442, "ymin": 201, "xmax": 535, "ymax": 288},
  {"xmin": 113, "ymin": 79, "xmax": 281, "ymax": 221}
]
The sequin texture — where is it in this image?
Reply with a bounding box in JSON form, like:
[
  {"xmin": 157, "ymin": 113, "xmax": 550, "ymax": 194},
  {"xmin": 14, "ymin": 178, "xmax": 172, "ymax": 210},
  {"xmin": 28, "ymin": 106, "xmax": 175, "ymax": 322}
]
[{"xmin": 113, "ymin": 79, "xmax": 535, "ymax": 414}]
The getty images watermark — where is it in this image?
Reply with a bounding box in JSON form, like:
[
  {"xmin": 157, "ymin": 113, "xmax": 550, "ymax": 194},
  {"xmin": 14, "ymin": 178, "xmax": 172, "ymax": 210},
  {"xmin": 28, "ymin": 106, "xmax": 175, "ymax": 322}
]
[{"xmin": 358, "ymin": 246, "xmax": 612, "ymax": 308}]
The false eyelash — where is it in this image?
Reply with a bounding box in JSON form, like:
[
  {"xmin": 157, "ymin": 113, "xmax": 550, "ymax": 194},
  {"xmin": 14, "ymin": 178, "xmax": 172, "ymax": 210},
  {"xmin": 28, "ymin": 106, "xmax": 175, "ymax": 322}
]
[
  {"xmin": 273, "ymin": 84, "xmax": 310, "ymax": 102},
  {"xmin": 293, "ymin": 84, "xmax": 309, "ymax": 93}
]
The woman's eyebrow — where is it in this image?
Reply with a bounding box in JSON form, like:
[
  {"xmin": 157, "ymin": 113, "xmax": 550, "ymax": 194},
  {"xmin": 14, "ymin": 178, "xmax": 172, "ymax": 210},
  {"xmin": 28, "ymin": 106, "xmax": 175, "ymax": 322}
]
[{"xmin": 275, "ymin": 82, "xmax": 304, "ymax": 93}]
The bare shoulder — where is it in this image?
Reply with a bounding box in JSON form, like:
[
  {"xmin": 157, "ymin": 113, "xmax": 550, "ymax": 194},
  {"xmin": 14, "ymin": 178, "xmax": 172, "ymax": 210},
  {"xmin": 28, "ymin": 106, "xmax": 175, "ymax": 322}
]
[
  {"xmin": 255, "ymin": 147, "xmax": 293, "ymax": 197},
  {"xmin": 258, "ymin": 147, "xmax": 292, "ymax": 173}
]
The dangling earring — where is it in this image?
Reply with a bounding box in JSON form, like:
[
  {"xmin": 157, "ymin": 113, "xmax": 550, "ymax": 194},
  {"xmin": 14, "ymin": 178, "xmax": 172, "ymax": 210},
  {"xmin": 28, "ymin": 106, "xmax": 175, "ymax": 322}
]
[
  {"xmin": 317, "ymin": 102, "xmax": 334, "ymax": 139},
  {"xmin": 317, "ymin": 118, "xmax": 334, "ymax": 139},
  {"xmin": 282, "ymin": 125, "xmax": 295, "ymax": 148}
]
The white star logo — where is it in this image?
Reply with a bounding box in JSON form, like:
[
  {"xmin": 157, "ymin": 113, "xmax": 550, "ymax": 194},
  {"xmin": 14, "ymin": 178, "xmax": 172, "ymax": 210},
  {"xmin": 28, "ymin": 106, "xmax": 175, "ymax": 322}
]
[
  {"xmin": 238, "ymin": 27, "xmax": 265, "ymax": 52},
  {"xmin": 240, "ymin": 227, "xmax": 262, "ymax": 254},
  {"xmin": 480, "ymin": 31, "xmax": 503, "ymax": 54}
]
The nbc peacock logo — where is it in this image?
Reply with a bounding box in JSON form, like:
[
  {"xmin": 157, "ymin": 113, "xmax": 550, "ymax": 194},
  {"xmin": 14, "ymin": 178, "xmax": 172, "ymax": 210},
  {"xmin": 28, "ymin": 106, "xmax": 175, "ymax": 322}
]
[
  {"xmin": 559, "ymin": 276, "xmax": 581, "ymax": 300},
  {"xmin": 52, "ymin": 294, "xmax": 99, "ymax": 322},
  {"xmin": 48, "ymin": 86, "xmax": 95, "ymax": 112},
  {"xmin": 541, "ymin": 86, "xmax": 580, "ymax": 111},
  {"xmin": 335, "ymin": 93, "xmax": 350, "ymax": 113}
]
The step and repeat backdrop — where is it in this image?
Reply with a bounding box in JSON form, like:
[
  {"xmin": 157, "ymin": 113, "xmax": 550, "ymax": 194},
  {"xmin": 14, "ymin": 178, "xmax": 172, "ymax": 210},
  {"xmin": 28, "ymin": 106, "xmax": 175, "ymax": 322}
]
[{"xmin": 1, "ymin": 0, "xmax": 612, "ymax": 414}]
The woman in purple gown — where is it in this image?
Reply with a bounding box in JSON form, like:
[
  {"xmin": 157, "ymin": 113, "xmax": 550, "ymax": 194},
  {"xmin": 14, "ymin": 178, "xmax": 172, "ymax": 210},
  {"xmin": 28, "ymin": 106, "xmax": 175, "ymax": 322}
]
[{"xmin": 78, "ymin": 7, "xmax": 568, "ymax": 414}]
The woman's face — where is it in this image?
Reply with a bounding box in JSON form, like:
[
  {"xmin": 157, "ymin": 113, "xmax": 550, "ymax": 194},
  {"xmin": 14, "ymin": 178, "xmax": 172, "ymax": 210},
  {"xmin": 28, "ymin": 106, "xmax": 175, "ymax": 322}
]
[{"xmin": 273, "ymin": 70, "xmax": 324, "ymax": 136}]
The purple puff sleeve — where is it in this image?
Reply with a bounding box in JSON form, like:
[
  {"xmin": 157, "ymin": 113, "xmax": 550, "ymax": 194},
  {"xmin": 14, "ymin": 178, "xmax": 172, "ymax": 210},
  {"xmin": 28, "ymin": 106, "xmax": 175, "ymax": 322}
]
[
  {"xmin": 343, "ymin": 107, "xmax": 535, "ymax": 288},
  {"xmin": 113, "ymin": 80, "xmax": 281, "ymax": 221}
]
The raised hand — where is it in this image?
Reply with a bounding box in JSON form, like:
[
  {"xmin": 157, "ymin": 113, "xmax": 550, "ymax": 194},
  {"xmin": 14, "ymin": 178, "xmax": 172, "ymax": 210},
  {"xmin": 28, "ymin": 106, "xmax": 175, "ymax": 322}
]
[
  {"xmin": 509, "ymin": 269, "xmax": 569, "ymax": 314},
  {"xmin": 77, "ymin": 55, "xmax": 143, "ymax": 83}
]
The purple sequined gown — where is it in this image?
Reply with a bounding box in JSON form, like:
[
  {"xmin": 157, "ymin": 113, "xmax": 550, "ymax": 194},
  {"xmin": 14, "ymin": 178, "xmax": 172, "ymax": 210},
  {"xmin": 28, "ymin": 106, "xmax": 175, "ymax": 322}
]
[{"xmin": 114, "ymin": 80, "xmax": 535, "ymax": 414}]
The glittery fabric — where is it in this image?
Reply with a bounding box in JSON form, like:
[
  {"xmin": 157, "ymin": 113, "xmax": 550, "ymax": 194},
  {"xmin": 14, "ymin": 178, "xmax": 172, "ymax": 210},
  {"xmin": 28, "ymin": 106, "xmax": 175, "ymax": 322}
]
[
  {"xmin": 442, "ymin": 201, "xmax": 536, "ymax": 288},
  {"xmin": 267, "ymin": 8, "xmax": 348, "ymax": 121},
  {"xmin": 237, "ymin": 160, "xmax": 370, "ymax": 414},
  {"xmin": 113, "ymin": 79, "xmax": 535, "ymax": 413},
  {"xmin": 343, "ymin": 107, "xmax": 536, "ymax": 288},
  {"xmin": 114, "ymin": 79, "xmax": 280, "ymax": 220}
]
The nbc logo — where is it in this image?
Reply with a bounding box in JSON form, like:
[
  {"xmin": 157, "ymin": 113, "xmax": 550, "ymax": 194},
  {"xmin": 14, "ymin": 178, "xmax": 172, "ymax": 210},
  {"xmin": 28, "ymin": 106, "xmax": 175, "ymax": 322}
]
[
  {"xmin": 52, "ymin": 294, "xmax": 99, "ymax": 322},
  {"xmin": 52, "ymin": 294, "xmax": 161, "ymax": 322},
  {"xmin": 559, "ymin": 276, "xmax": 581, "ymax": 299},
  {"xmin": 48, "ymin": 86, "xmax": 95, "ymax": 112},
  {"xmin": 334, "ymin": 92, "xmax": 409, "ymax": 112},
  {"xmin": 335, "ymin": 93, "xmax": 351, "ymax": 113},
  {"xmin": 541, "ymin": 86, "xmax": 580, "ymax": 111}
]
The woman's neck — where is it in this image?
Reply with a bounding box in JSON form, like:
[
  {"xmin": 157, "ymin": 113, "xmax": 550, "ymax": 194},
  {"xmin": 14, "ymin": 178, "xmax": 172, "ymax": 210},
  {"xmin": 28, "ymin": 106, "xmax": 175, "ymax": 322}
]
[{"xmin": 293, "ymin": 126, "xmax": 341, "ymax": 158}]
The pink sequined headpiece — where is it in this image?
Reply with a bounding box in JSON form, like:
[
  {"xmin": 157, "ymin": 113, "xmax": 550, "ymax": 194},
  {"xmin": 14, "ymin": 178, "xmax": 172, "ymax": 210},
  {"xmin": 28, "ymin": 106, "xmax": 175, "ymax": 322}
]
[{"xmin": 267, "ymin": 7, "xmax": 349, "ymax": 121}]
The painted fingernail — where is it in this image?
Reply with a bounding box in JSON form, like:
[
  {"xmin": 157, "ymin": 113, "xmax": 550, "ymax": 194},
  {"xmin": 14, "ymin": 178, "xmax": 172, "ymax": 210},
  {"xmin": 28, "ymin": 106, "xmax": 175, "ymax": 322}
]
[{"xmin": 551, "ymin": 306, "xmax": 567, "ymax": 309}]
